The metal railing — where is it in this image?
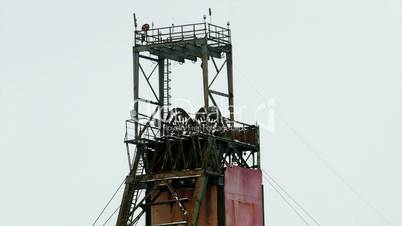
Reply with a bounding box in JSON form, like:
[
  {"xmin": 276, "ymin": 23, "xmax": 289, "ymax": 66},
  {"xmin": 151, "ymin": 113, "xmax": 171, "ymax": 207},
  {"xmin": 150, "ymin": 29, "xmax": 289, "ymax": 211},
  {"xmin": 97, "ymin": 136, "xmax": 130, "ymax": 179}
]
[
  {"xmin": 124, "ymin": 115, "xmax": 256, "ymax": 143},
  {"xmin": 125, "ymin": 118, "xmax": 161, "ymax": 142},
  {"xmin": 135, "ymin": 23, "xmax": 231, "ymax": 46}
]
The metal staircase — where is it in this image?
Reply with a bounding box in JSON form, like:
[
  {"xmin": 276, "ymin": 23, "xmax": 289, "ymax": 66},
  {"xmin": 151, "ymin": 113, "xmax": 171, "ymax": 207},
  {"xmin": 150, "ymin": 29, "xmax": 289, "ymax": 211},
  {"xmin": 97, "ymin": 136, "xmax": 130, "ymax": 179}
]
[{"xmin": 128, "ymin": 150, "xmax": 145, "ymax": 226}]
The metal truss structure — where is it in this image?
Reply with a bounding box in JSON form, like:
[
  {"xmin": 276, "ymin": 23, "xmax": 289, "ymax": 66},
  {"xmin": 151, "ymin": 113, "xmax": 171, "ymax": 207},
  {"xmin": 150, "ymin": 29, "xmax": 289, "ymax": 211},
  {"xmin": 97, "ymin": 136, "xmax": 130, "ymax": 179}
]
[{"xmin": 116, "ymin": 16, "xmax": 261, "ymax": 226}]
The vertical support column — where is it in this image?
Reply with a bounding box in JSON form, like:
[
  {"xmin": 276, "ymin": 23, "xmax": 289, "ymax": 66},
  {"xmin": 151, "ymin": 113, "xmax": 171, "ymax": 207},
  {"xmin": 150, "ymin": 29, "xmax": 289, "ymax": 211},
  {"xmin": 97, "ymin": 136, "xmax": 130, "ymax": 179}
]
[
  {"xmin": 217, "ymin": 176, "xmax": 225, "ymax": 226},
  {"xmin": 158, "ymin": 57, "xmax": 165, "ymax": 134},
  {"xmin": 256, "ymin": 126, "xmax": 261, "ymax": 168},
  {"xmin": 133, "ymin": 47, "xmax": 140, "ymax": 139},
  {"xmin": 146, "ymin": 195, "xmax": 152, "ymax": 226},
  {"xmin": 201, "ymin": 43, "xmax": 209, "ymax": 112},
  {"xmin": 191, "ymin": 174, "xmax": 208, "ymax": 226},
  {"xmin": 226, "ymin": 49, "xmax": 234, "ymax": 126}
]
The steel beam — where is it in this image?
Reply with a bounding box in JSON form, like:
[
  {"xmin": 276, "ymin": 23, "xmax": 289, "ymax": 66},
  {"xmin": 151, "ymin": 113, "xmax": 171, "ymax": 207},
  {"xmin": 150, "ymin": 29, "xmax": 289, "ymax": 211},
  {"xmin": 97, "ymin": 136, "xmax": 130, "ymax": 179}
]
[
  {"xmin": 191, "ymin": 174, "xmax": 208, "ymax": 226},
  {"xmin": 158, "ymin": 47, "xmax": 197, "ymax": 61},
  {"xmin": 139, "ymin": 54, "xmax": 159, "ymax": 62},
  {"xmin": 209, "ymin": 89, "xmax": 229, "ymax": 97},
  {"xmin": 201, "ymin": 43, "xmax": 209, "ymax": 111},
  {"xmin": 149, "ymin": 49, "xmax": 185, "ymax": 63},
  {"xmin": 140, "ymin": 198, "xmax": 189, "ymax": 207},
  {"xmin": 226, "ymin": 50, "xmax": 234, "ymax": 126},
  {"xmin": 135, "ymin": 38, "xmax": 206, "ymax": 52},
  {"xmin": 133, "ymin": 47, "xmax": 140, "ymax": 138},
  {"xmin": 158, "ymin": 57, "xmax": 165, "ymax": 128},
  {"xmin": 127, "ymin": 169, "xmax": 204, "ymax": 183}
]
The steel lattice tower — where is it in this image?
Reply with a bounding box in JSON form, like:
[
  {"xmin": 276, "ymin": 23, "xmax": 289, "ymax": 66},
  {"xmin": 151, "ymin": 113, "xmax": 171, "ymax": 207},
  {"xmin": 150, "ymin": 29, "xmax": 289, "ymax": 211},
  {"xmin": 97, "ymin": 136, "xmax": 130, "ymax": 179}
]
[{"xmin": 116, "ymin": 15, "xmax": 264, "ymax": 226}]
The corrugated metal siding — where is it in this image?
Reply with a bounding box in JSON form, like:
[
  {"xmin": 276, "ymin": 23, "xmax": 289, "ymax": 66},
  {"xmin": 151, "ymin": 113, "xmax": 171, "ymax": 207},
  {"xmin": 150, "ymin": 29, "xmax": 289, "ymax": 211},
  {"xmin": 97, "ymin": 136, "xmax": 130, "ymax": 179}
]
[{"xmin": 224, "ymin": 166, "xmax": 263, "ymax": 226}]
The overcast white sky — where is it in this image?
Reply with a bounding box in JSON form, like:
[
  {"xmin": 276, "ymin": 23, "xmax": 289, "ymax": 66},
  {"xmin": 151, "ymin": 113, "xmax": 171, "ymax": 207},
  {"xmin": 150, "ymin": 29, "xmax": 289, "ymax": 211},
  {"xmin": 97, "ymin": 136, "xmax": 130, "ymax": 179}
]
[{"xmin": 1, "ymin": 0, "xmax": 401, "ymax": 225}]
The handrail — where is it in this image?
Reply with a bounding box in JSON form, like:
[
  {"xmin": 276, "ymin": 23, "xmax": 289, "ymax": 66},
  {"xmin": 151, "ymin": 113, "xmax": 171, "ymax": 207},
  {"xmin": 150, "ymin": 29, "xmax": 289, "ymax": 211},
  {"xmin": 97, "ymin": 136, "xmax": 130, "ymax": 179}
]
[
  {"xmin": 125, "ymin": 114, "xmax": 256, "ymax": 143},
  {"xmin": 135, "ymin": 22, "xmax": 205, "ymax": 32},
  {"xmin": 208, "ymin": 23, "xmax": 230, "ymax": 31},
  {"xmin": 134, "ymin": 22, "xmax": 231, "ymax": 46}
]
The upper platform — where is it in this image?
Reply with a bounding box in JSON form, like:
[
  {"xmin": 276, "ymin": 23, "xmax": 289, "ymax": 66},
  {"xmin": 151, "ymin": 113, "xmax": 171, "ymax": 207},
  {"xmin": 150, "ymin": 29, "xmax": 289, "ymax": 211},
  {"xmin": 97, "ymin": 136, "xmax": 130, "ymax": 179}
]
[{"xmin": 134, "ymin": 22, "xmax": 232, "ymax": 62}]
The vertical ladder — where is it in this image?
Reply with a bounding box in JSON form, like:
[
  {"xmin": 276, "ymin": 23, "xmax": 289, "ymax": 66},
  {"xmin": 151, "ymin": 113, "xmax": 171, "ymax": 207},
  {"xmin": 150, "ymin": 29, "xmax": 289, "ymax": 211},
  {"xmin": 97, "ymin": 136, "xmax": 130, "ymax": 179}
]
[{"xmin": 163, "ymin": 59, "xmax": 171, "ymax": 119}]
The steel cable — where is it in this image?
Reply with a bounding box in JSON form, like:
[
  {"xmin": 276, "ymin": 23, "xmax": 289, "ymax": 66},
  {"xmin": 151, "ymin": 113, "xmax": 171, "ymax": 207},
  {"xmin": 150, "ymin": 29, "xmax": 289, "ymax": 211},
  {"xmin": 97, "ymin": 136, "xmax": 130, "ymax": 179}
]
[
  {"xmin": 262, "ymin": 170, "xmax": 320, "ymax": 225},
  {"xmin": 92, "ymin": 178, "xmax": 126, "ymax": 226}
]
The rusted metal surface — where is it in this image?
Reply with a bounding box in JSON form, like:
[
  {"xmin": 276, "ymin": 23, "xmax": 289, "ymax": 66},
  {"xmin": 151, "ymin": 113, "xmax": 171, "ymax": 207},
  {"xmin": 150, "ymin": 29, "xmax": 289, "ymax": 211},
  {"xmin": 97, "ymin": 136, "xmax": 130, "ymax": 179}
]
[
  {"xmin": 151, "ymin": 185, "xmax": 218, "ymax": 226},
  {"xmin": 224, "ymin": 127, "xmax": 259, "ymax": 145},
  {"xmin": 126, "ymin": 169, "xmax": 204, "ymax": 183},
  {"xmin": 224, "ymin": 166, "xmax": 263, "ymax": 226},
  {"xmin": 115, "ymin": 18, "xmax": 263, "ymax": 226}
]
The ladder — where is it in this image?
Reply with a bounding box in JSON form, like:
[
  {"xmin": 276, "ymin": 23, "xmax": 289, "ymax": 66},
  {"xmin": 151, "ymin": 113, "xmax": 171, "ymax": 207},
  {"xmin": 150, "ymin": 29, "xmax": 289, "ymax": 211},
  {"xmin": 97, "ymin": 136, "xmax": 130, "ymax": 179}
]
[
  {"xmin": 162, "ymin": 59, "xmax": 171, "ymax": 119},
  {"xmin": 132, "ymin": 151, "xmax": 144, "ymax": 201},
  {"xmin": 128, "ymin": 150, "xmax": 145, "ymax": 225}
]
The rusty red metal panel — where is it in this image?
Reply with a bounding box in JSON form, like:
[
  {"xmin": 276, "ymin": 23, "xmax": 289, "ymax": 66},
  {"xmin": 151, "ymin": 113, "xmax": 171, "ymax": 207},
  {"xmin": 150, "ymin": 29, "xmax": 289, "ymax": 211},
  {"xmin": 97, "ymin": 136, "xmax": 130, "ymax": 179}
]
[
  {"xmin": 151, "ymin": 186, "xmax": 218, "ymax": 226},
  {"xmin": 224, "ymin": 166, "xmax": 264, "ymax": 226}
]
